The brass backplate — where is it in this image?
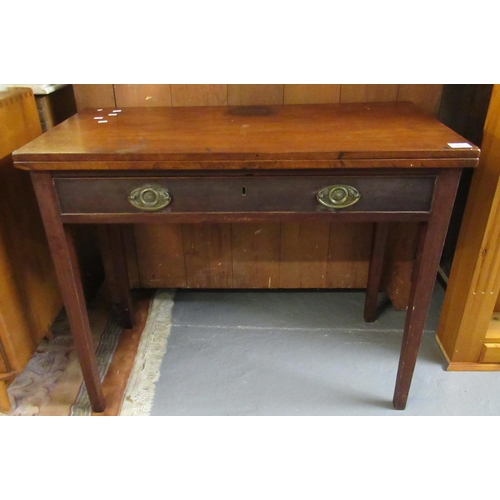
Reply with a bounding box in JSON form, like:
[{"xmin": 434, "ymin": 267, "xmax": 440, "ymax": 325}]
[
  {"xmin": 317, "ymin": 185, "xmax": 361, "ymax": 209},
  {"xmin": 128, "ymin": 184, "xmax": 171, "ymax": 211}
]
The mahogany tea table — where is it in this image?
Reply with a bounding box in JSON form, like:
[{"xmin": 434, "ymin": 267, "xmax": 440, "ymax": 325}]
[{"xmin": 13, "ymin": 102, "xmax": 480, "ymax": 411}]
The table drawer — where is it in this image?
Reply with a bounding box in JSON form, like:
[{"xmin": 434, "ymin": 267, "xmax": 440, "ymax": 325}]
[{"xmin": 55, "ymin": 175, "xmax": 436, "ymax": 215}]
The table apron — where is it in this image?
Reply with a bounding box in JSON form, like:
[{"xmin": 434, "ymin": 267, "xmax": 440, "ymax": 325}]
[{"xmin": 54, "ymin": 174, "xmax": 437, "ymax": 221}]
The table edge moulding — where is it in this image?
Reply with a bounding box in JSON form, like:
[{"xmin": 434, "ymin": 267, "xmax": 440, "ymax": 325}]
[{"xmin": 12, "ymin": 101, "xmax": 480, "ymax": 411}]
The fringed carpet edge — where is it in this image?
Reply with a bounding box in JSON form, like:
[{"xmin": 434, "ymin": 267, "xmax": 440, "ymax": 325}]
[
  {"xmin": 119, "ymin": 290, "xmax": 174, "ymax": 416},
  {"xmin": 0, "ymin": 289, "xmax": 175, "ymax": 416}
]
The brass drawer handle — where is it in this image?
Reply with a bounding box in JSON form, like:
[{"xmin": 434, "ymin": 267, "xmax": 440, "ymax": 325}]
[
  {"xmin": 128, "ymin": 184, "xmax": 171, "ymax": 211},
  {"xmin": 317, "ymin": 185, "xmax": 361, "ymax": 209}
]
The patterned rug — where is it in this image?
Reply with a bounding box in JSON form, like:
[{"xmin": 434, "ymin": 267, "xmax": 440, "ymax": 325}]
[{"xmin": 0, "ymin": 289, "xmax": 174, "ymax": 416}]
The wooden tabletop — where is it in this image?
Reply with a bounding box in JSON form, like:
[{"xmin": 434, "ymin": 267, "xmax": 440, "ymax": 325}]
[{"xmin": 13, "ymin": 102, "xmax": 480, "ymax": 169}]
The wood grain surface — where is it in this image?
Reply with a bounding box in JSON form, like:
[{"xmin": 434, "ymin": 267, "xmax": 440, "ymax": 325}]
[{"xmin": 15, "ymin": 103, "xmax": 477, "ymax": 165}]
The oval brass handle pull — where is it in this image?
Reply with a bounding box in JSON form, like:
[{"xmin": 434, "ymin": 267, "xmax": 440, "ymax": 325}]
[
  {"xmin": 128, "ymin": 184, "xmax": 171, "ymax": 211},
  {"xmin": 317, "ymin": 185, "xmax": 361, "ymax": 209}
]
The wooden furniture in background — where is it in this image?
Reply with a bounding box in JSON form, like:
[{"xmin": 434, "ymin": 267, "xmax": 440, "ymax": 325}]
[
  {"xmin": 35, "ymin": 85, "xmax": 77, "ymax": 132},
  {"xmin": 72, "ymin": 84, "xmax": 444, "ymax": 311},
  {"xmin": 436, "ymin": 85, "xmax": 500, "ymax": 370},
  {"xmin": 437, "ymin": 84, "xmax": 493, "ymax": 277},
  {"xmin": 0, "ymin": 88, "xmax": 62, "ymax": 412},
  {"xmin": 2, "ymin": 84, "xmax": 78, "ymax": 132},
  {"xmin": 14, "ymin": 102, "xmax": 479, "ymax": 410},
  {"xmin": 10, "ymin": 84, "xmax": 105, "ymax": 298}
]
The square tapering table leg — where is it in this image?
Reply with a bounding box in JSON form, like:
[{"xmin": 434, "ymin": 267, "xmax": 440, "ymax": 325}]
[
  {"xmin": 31, "ymin": 172, "xmax": 106, "ymax": 413},
  {"xmin": 393, "ymin": 170, "xmax": 462, "ymax": 410}
]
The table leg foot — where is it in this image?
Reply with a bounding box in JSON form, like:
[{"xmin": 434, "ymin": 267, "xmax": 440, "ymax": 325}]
[{"xmin": 393, "ymin": 394, "xmax": 407, "ymax": 410}]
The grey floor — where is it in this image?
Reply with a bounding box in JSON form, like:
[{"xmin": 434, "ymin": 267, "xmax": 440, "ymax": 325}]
[{"xmin": 150, "ymin": 284, "xmax": 500, "ymax": 416}]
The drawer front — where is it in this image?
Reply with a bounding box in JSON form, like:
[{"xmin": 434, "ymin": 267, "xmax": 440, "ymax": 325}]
[{"xmin": 55, "ymin": 175, "xmax": 436, "ymax": 215}]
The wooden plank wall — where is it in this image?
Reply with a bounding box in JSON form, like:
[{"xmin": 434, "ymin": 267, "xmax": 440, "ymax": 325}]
[{"xmin": 73, "ymin": 84, "xmax": 443, "ymax": 309}]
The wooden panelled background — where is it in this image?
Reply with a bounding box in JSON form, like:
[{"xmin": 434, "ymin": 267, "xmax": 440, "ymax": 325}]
[{"xmin": 73, "ymin": 84, "xmax": 444, "ymax": 309}]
